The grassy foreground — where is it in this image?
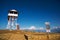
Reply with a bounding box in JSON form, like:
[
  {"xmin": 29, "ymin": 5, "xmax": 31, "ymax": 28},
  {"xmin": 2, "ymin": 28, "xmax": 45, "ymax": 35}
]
[{"xmin": 0, "ymin": 30, "xmax": 60, "ymax": 40}]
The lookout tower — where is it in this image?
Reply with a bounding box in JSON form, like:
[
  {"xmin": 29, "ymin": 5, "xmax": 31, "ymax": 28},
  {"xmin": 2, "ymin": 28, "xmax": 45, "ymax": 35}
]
[{"xmin": 7, "ymin": 9, "xmax": 18, "ymax": 30}]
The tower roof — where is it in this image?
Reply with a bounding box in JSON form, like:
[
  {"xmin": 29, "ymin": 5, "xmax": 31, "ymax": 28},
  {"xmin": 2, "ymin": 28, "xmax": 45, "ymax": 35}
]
[
  {"xmin": 9, "ymin": 9, "xmax": 18, "ymax": 14},
  {"xmin": 10, "ymin": 9, "xmax": 17, "ymax": 12},
  {"xmin": 8, "ymin": 9, "xmax": 18, "ymax": 16}
]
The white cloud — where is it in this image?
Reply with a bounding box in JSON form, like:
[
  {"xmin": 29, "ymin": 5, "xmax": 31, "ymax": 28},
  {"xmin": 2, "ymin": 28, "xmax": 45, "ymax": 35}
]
[
  {"xmin": 20, "ymin": 26, "xmax": 45, "ymax": 30},
  {"xmin": 20, "ymin": 28, "xmax": 29, "ymax": 30},
  {"xmin": 52, "ymin": 26, "xmax": 60, "ymax": 29},
  {"xmin": 39, "ymin": 27, "xmax": 44, "ymax": 30},
  {"xmin": 29, "ymin": 26, "xmax": 36, "ymax": 30},
  {"xmin": 20, "ymin": 26, "xmax": 36, "ymax": 30}
]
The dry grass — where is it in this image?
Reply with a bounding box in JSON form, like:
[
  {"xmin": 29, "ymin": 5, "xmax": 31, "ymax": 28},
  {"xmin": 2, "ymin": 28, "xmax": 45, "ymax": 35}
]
[{"xmin": 0, "ymin": 30, "xmax": 60, "ymax": 40}]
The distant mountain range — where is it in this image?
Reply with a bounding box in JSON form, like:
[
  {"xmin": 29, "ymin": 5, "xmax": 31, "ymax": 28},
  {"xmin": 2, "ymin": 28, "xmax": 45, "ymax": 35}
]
[
  {"xmin": 24, "ymin": 28, "xmax": 60, "ymax": 33},
  {"xmin": 51, "ymin": 28, "xmax": 60, "ymax": 33}
]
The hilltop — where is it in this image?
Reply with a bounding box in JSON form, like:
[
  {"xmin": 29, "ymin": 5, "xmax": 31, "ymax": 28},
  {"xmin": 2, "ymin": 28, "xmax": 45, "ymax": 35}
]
[{"xmin": 0, "ymin": 30, "xmax": 60, "ymax": 40}]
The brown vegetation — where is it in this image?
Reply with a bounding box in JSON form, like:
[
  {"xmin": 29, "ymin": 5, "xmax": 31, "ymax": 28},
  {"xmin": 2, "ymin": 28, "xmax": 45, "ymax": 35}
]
[{"xmin": 0, "ymin": 30, "xmax": 60, "ymax": 40}]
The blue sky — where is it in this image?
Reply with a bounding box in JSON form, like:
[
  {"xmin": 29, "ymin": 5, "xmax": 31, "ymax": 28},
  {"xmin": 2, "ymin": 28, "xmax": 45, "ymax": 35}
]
[{"xmin": 0, "ymin": 0, "xmax": 60, "ymax": 29}]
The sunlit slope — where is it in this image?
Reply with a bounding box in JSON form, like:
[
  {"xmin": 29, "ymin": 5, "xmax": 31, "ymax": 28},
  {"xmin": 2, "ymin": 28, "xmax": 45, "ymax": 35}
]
[
  {"xmin": 26, "ymin": 33, "xmax": 60, "ymax": 40},
  {"xmin": 0, "ymin": 30, "xmax": 60, "ymax": 40},
  {"xmin": 0, "ymin": 30, "xmax": 26, "ymax": 40}
]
